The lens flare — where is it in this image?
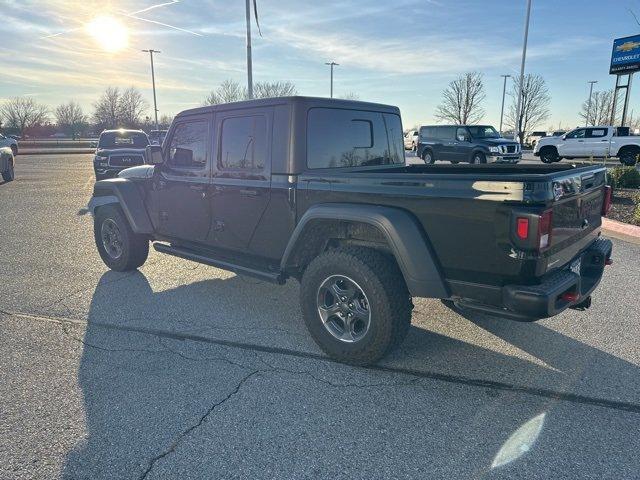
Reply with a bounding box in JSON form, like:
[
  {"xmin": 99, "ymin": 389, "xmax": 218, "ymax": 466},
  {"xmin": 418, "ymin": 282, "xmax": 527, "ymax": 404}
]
[{"xmin": 85, "ymin": 16, "xmax": 129, "ymax": 53}]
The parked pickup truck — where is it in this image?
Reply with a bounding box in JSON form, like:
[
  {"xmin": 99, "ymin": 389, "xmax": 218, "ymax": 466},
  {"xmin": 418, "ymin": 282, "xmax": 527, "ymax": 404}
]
[
  {"xmin": 88, "ymin": 97, "xmax": 613, "ymax": 364},
  {"xmin": 534, "ymin": 126, "xmax": 640, "ymax": 166}
]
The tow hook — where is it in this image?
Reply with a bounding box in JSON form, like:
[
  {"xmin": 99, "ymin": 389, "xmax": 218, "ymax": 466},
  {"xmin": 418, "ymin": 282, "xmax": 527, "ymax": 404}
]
[{"xmin": 569, "ymin": 295, "xmax": 591, "ymax": 311}]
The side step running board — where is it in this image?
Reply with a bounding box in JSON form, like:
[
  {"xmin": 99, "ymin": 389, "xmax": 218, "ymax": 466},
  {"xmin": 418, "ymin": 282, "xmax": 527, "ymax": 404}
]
[{"xmin": 153, "ymin": 243, "xmax": 286, "ymax": 285}]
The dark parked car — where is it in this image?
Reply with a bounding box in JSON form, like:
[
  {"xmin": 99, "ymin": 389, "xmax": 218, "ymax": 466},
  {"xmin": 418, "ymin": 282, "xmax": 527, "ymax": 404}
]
[
  {"xmin": 417, "ymin": 125, "xmax": 521, "ymax": 164},
  {"xmin": 0, "ymin": 147, "xmax": 15, "ymax": 182},
  {"xmin": 88, "ymin": 97, "xmax": 612, "ymax": 364},
  {"xmin": 93, "ymin": 129, "xmax": 150, "ymax": 180}
]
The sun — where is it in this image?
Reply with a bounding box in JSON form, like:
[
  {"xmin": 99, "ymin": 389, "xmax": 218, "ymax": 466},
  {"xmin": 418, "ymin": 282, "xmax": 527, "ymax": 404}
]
[{"xmin": 85, "ymin": 15, "xmax": 129, "ymax": 53}]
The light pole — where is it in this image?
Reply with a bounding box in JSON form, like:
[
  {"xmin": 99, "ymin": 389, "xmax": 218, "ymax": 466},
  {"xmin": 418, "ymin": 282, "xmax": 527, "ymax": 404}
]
[
  {"xmin": 142, "ymin": 49, "xmax": 160, "ymax": 129},
  {"xmin": 586, "ymin": 80, "xmax": 598, "ymax": 126},
  {"xmin": 499, "ymin": 74, "xmax": 511, "ymax": 135},
  {"xmin": 325, "ymin": 62, "xmax": 339, "ymax": 98},
  {"xmin": 245, "ymin": 0, "xmax": 253, "ymax": 99},
  {"xmin": 514, "ymin": 0, "xmax": 532, "ymax": 143}
]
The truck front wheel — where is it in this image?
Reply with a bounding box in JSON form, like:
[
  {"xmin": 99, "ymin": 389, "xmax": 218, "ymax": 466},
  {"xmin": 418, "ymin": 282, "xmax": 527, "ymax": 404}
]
[
  {"xmin": 539, "ymin": 147, "xmax": 559, "ymax": 163},
  {"xmin": 300, "ymin": 247, "xmax": 412, "ymax": 365},
  {"xmin": 94, "ymin": 205, "xmax": 149, "ymax": 271}
]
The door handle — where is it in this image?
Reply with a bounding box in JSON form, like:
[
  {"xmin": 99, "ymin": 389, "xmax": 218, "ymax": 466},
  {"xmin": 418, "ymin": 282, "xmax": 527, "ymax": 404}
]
[
  {"xmin": 240, "ymin": 189, "xmax": 258, "ymax": 197},
  {"xmin": 578, "ymin": 140, "xmax": 584, "ymax": 142},
  {"xmin": 601, "ymin": 140, "xmax": 608, "ymax": 142},
  {"xmin": 189, "ymin": 184, "xmax": 205, "ymax": 192}
]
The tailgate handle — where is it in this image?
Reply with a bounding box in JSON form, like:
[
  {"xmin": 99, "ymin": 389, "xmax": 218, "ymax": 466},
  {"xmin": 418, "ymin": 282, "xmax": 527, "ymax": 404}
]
[{"xmin": 240, "ymin": 189, "xmax": 259, "ymax": 197}]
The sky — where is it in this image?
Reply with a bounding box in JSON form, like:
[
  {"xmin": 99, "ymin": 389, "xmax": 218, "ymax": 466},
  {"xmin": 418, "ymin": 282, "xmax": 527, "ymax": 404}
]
[{"xmin": 1, "ymin": 0, "xmax": 640, "ymax": 131}]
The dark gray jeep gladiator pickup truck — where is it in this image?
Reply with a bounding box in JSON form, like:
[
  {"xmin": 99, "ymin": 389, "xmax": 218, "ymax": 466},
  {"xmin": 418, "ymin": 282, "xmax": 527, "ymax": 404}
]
[{"xmin": 88, "ymin": 97, "xmax": 613, "ymax": 364}]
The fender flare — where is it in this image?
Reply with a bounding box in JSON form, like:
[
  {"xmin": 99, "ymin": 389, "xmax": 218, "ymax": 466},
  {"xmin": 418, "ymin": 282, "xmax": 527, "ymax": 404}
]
[
  {"xmin": 281, "ymin": 203, "xmax": 449, "ymax": 299},
  {"xmin": 88, "ymin": 178, "xmax": 154, "ymax": 234}
]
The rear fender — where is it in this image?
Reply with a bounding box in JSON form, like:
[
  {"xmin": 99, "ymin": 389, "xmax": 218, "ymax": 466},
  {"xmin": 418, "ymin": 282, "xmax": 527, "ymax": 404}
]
[{"xmin": 281, "ymin": 203, "xmax": 449, "ymax": 298}]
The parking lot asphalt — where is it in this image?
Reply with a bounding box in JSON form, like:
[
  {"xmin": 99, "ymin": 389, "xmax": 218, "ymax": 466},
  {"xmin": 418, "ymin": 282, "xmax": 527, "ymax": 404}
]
[{"xmin": 1, "ymin": 154, "xmax": 639, "ymax": 480}]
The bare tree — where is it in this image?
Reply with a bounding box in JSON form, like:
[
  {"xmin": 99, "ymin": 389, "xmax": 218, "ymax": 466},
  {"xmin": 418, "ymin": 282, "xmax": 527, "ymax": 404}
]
[
  {"xmin": 506, "ymin": 74, "xmax": 551, "ymax": 144},
  {"xmin": 579, "ymin": 90, "xmax": 614, "ymax": 126},
  {"xmin": 0, "ymin": 97, "xmax": 49, "ymax": 137},
  {"xmin": 204, "ymin": 79, "xmax": 298, "ymax": 105},
  {"xmin": 119, "ymin": 87, "xmax": 148, "ymax": 128},
  {"xmin": 253, "ymin": 81, "xmax": 297, "ymax": 98},
  {"xmin": 435, "ymin": 72, "xmax": 485, "ymax": 124},
  {"xmin": 55, "ymin": 101, "xmax": 86, "ymax": 139},
  {"xmin": 93, "ymin": 87, "xmax": 122, "ymax": 130},
  {"xmin": 93, "ymin": 87, "xmax": 148, "ymax": 129},
  {"xmin": 203, "ymin": 80, "xmax": 245, "ymax": 105},
  {"xmin": 159, "ymin": 114, "xmax": 173, "ymax": 129}
]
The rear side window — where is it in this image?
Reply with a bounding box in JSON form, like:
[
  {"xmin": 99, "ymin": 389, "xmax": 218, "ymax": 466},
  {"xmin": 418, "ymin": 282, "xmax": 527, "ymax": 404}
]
[
  {"xmin": 219, "ymin": 115, "xmax": 267, "ymax": 170},
  {"xmin": 587, "ymin": 128, "xmax": 607, "ymax": 138},
  {"xmin": 167, "ymin": 121, "xmax": 208, "ymax": 169},
  {"xmin": 307, "ymin": 108, "xmax": 403, "ymax": 168}
]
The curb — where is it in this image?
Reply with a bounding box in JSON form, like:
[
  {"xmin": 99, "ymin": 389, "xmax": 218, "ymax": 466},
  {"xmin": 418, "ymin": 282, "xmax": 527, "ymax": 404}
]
[
  {"xmin": 19, "ymin": 149, "xmax": 94, "ymax": 155},
  {"xmin": 602, "ymin": 217, "xmax": 640, "ymax": 245}
]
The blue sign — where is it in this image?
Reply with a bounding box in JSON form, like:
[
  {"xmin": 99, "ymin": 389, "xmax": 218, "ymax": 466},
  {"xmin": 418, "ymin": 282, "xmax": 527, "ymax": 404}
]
[{"xmin": 610, "ymin": 35, "xmax": 640, "ymax": 74}]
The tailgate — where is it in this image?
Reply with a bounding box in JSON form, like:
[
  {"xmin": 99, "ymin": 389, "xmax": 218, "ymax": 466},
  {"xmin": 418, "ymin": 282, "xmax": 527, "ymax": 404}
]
[{"xmin": 544, "ymin": 169, "xmax": 606, "ymax": 272}]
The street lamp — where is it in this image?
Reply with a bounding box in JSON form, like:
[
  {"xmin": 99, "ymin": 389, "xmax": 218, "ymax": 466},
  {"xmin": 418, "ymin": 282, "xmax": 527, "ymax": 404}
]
[
  {"xmin": 499, "ymin": 74, "xmax": 511, "ymax": 135},
  {"xmin": 514, "ymin": 0, "xmax": 532, "ymax": 143},
  {"xmin": 325, "ymin": 62, "xmax": 339, "ymax": 98},
  {"xmin": 586, "ymin": 80, "xmax": 598, "ymax": 127},
  {"xmin": 142, "ymin": 49, "xmax": 161, "ymax": 129},
  {"xmin": 245, "ymin": 0, "xmax": 254, "ymax": 99}
]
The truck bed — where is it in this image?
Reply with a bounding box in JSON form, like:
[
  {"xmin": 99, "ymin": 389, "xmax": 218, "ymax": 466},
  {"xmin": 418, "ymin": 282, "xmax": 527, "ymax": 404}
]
[{"xmin": 299, "ymin": 163, "xmax": 608, "ymax": 302}]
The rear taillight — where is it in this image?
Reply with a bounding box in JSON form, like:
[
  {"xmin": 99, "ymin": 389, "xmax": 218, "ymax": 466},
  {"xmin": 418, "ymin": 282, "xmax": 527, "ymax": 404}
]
[
  {"xmin": 538, "ymin": 210, "xmax": 553, "ymax": 250},
  {"xmin": 516, "ymin": 218, "xmax": 529, "ymax": 239},
  {"xmin": 602, "ymin": 185, "xmax": 612, "ymax": 216},
  {"xmin": 513, "ymin": 210, "xmax": 552, "ymax": 251}
]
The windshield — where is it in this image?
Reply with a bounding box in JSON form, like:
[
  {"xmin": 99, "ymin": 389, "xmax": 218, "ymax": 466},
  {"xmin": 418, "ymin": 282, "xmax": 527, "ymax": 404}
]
[
  {"xmin": 98, "ymin": 131, "xmax": 149, "ymax": 149},
  {"xmin": 467, "ymin": 126, "xmax": 500, "ymax": 139}
]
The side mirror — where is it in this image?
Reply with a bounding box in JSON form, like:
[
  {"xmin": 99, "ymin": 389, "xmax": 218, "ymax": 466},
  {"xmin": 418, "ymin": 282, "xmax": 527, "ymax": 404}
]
[
  {"xmin": 145, "ymin": 145, "xmax": 164, "ymax": 165},
  {"xmin": 457, "ymin": 134, "xmax": 466, "ymax": 142}
]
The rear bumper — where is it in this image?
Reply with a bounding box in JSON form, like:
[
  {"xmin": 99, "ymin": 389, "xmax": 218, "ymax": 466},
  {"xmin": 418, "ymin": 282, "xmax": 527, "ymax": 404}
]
[{"xmin": 456, "ymin": 237, "xmax": 612, "ymax": 321}]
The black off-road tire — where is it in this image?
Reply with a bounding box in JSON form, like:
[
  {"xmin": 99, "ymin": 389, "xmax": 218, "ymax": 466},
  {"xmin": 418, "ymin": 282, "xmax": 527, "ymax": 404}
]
[
  {"xmin": 94, "ymin": 205, "xmax": 149, "ymax": 271},
  {"xmin": 2, "ymin": 163, "xmax": 15, "ymax": 182},
  {"xmin": 10, "ymin": 145, "xmax": 17, "ymax": 156},
  {"xmin": 300, "ymin": 247, "xmax": 412, "ymax": 365}
]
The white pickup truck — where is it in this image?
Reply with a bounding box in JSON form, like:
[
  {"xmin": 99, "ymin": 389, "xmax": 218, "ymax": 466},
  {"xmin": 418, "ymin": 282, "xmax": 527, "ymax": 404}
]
[{"xmin": 534, "ymin": 126, "xmax": 640, "ymax": 166}]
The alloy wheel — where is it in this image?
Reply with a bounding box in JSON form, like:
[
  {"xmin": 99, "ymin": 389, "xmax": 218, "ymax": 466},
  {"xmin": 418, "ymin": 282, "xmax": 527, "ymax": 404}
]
[
  {"xmin": 316, "ymin": 275, "xmax": 371, "ymax": 343},
  {"xmin": 101, "ymin": 218, "xmax": 124, "ymax": 259}
]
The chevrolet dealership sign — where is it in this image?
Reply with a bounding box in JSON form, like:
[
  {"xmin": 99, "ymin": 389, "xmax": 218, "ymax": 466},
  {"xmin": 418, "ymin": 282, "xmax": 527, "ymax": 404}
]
[{"xmin": 610, "ymin": 34, "xmax": 640, "ymax": 74}]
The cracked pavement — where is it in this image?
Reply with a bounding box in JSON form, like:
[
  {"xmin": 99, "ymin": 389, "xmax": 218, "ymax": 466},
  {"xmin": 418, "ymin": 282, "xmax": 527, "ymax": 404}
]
[{"xmin": 1, "ymin": 154, "xmax": 640, "ymax": 479}]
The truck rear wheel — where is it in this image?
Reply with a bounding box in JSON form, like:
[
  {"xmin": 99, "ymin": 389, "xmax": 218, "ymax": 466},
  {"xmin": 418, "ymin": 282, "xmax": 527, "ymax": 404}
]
[
  {"xmin": 300, "ymin": 247, "xmax": 412, "ymax": 365},
  {"xmin": 422, "ymin": 149, "xmax": 435, "ymax": 164},
  {"xmin": 619, "ymin": 148, "xmax": 639, "ymax": 166},
  {"xmin": 94, "ymin": 205, "xmax": 149, "ymax": 271}
]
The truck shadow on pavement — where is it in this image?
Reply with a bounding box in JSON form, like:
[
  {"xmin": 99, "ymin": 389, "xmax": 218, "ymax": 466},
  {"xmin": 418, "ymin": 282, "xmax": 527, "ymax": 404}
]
[{"xmin": 61, "ymin": 270, "xmax": 640, "ymax": 479}]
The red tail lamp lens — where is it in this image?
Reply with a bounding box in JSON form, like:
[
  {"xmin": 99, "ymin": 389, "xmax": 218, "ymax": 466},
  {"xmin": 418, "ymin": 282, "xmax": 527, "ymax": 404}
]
[{"xmin": 516, "ymin": 218, "xmax": 529, "ymax": 239}]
